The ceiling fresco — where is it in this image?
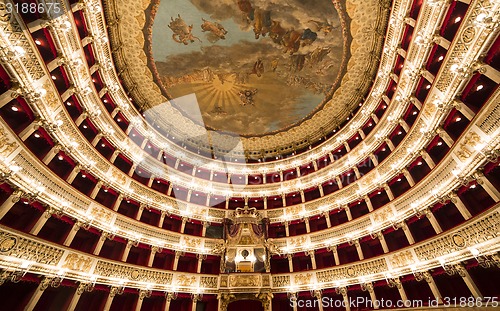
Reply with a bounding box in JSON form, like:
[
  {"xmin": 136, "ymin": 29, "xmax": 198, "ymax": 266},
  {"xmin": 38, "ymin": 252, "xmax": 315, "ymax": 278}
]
[{"xmin": 148, "ymin": 0, "xmax": 351, "ymax": 136}]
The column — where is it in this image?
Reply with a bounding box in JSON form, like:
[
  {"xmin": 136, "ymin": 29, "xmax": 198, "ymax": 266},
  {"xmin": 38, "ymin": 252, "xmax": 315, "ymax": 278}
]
[
  {"xmin": 24, "ymin": 277, "xmax": 53, "ymax": 311},
  {"xmin": 91, "ymin": 134, "xmax": 103, "ymax": 147},
  {"xmin": 180, "ymin": 217, "xmax": 187, "ymax": 233},
  {"xmin": 353, "ymin": 167, "xmax": 361, "ymax": 179},
  {"xmin": 358, "ymin": 129, "xmax": 366, "ymax": 139},
  {"xmin": 403, "ymin": 169, "xmax": 415, "ymax": 187},
  {"xmin": 66, "ymin": 166, "xmax": 81, "ymax": 184},
  {"xmin": 30, "ymin": 209, "xmax": 52, "ymax": 235},
  {"xmin": 377, "ymin": 233, "xmax": 389, "ymax": 253},
  {"xmin": 323, "ymin": 212, "xmax": 331, "ymax": 228},
  {"xmin": 158, "ymin": 211, "xmax": 167, "ymax": 228},
  {"xmin": 399, "ymin": 119, "xmax": 410, "ymax": 132},
  {"xmin": 363, "ymin": 283, "xmax": 378, "ymax": 309},
  {"xmin": 475, "ymin": 172, "xmax": 500, "ymax": 202},
  {"xmin": 353, "ymin": 240, "xmax": 364, "ymax": 260},
  {"xmin": 173, "ymin": 251, "xmax": 183, "ymax": 270},
  {"xmin": 449, "ymin": 193, "xmax": 472, "ymax": 220},
  {"xmin": 337, "ymin": 287, "xmax": 350, "ymax": 311},
  {"xmin": 344, "ymin": 206, "xmax": 353, "ymax": 221},
  {"xmin": 307, "ymin": 250, "xmax": 317, "ymax": 269},
  {"xmin": 452, "ymin": 100, "xmax": 475, "ymax": 120},
  {"xmin": 136, "ymin": 204, "xmax": 145, "ymax": 221},
  {"xmin": 285, "ymin": 221, "xmax": 290, "ymax": 237},
  {"xmin": 196, "ymin": 254, "xmax": 205, "ymax": 273},
  {"xmin": 312, "ymin": 290, "xmax": 324, "ymax": 311},
  {"xmin": 436, "ymin": 127, "xmax": 455, "ymax": 147},
  {"xmin": 148, "ymin": 246, "xmax": 160, "ymax": 267},
  {"xmin": 288, "ymin": 293, "xmax": 298, "ymax": 311},
  {"xmin": 370, "ymin": 154, "xmax": 379, "ymax": 166},
  {"xmin": 425, "ymin": 210, "xmax": 443, "ymax": 234},
  {"xmin": 0, "ymin": 191, "xmax": 22, "ymax": 220},
  {"xmin": 128, "ymin": 164, "xmax": 137, "ymax": 177},
  {"xmin": 318, "ymin": 184, "xmax": 324, "ymax": 197},
  {"xmin": 63, "ymin": 222, "xmax": 81, "ymax": 246},
  {"xmin": 93, "ymin": 233, "xmax": 110, "ymax": 255},
  {"xmin": 121, "ymin": 241, "xmax": 134, "ymax": 262},
  {"xmin": 421, "ymin": 272, "xmax": 443, "ymax": 304},
  {"xmin": 137, "ymin": 290, "xmax": 152, "ymax": 311},
  {"xmin": 90, "ymin": 181, "xmax": 103, "ymax": 199},
  {"xmin": 0, "ymin": 88, "xmax": 19, "ymax": 109},
  {"xmin": 74, "ymin": 114, "xmax": 87, "ymax": 127},
  {"xmin": 112, "ymin": 194, "xmax": 124, "ymax": 212},
  {"xmin": 384, "ymin": 138, "xmax": 395, "ymax": 151},
  {"xmin": 18, "ymin": 121, "xmax": 39, "ymax": 141},
  {"xmin": 304, "ymin": 218, "xmax": 310, "ymax": 233},
  {"xmin": 455, "ymin": 265, "xmax": 483, "ymax": 298},
  {"xmin": 336, "ymin": 176, "xmax": 343, "ymax": 189},
  {"xmin": 420, "ymin": 150, "xmax": 436, "ymax": 169},
  {"xmin": 201, "ymin": 221, "xmax": 209, "ymax": 237},
  {"xmin": 391, "ymin": 278, "xmax": 408, "ymax": 302},
  {"xmin": 287, "ymin": 254, "xmax": 294, "ymax": 272},
  {"xmin": 384, "ymin": 184, "xmax": 394, "ymax": 201},
  {"xmin": 364, "ymin": 196, "xmax": 374, "ymax": 212},
  {"xmin": 401, "ymin": 222, "xmax": 415, "ymax": 245},
  {"xmin": 344, "ymin": 141, "xmax": 351, "ymax": 152},
  {"xmin": 164, "ymin": 293, "xmax": 176, "ymax": 311},
  {"xmin": 42, "ymin": 145, "xmax": 61, "ymax": 165},
  {"xmin": 328, "ymin": 246, "xmax": 339, "ymax": 265},
  {"xmin": 110, "ymin": 150, "xmax": 120, "ymax": 163},
  {"xmin": 66, "ymin": 283, "xmax": 90, "ymax": 311},
  {"xmin": 104, "ymin": 287, "xmax": 123, "ymax": 311}
]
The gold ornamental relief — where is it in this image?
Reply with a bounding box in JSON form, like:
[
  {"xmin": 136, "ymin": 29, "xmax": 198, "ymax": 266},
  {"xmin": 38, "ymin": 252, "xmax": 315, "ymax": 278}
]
[
  {"xmin": 373, "ymin": 209, "xmax": 393, "ymax": 224},
  {"xmin": 389, "ymin": 250, "xmax": 415, "ymax": 269},
  {"xmin": 229, "ymin": 275, "xmax": 260, "ymax": 287},
  {"xmin": 182, "ymin": 236, "xmax": 201, "ymax": 248},
  {"xmin": 62, "ymin": 253, "xmax": 94, "ymax": 272},
  {"xmin": 176, "ymin": 275, "xmax": 196, "ymax": 287},
  {"xmin": 456, "ymin": 131, "xmax": 482, "ymax": 161},
  {"xmin": 294, "ymin": 272, "xmax": 313, "ymax": 286},
  {"xmin": 290, "ymin": 236, "xmax": 307, "ymax": 247},
  {"xmin": 89, "ymin": 206, "xmax": 113, "ymax": 224}
]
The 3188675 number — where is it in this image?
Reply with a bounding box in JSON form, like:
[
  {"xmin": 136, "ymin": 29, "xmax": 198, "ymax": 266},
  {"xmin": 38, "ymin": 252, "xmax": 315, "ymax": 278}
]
[{"xmin": 5, "ymin": 2, "xmax": 61, "ymax": 15}]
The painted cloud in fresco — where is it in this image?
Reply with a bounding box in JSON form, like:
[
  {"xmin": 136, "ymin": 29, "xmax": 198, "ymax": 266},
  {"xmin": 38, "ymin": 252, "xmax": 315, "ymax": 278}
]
[{"xmin": 151, "ymin": 0, "xmax": 350, "ymax": 135}]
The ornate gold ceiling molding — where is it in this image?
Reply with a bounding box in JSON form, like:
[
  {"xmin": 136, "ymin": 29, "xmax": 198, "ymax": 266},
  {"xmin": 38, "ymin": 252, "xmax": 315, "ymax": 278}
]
[{"xmin": 104, "ymin": 0, "xmax": 389, "ymax": 155}]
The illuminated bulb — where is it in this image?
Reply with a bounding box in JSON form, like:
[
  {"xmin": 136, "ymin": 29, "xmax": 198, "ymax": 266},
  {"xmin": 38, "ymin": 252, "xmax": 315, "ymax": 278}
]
[
  {"xmin": 413, "ymin": 111, "xmax": 418, "ymax": 115},
  {"xmin": 454, "ymin": 17, "xmax": 461, "ymax": 23},
  {"xmin": 58, "ymin": 155, "xmax": 64, "ymax": 161},
  {"xmin": 456, "ymin": 117, "xmax": 462, "ymax": 122},
  {"xmin": 426, "ymin": 85, "xmax": 431, "ymax": 89},
  {"xmin": 34, "ymin": 133, "xmax": 40, "ymax": 138},
  {"xmin": 437, "ymin": 142, "xmax": 443, "ymax": 146},
  {"xmin": 476, "ymin": 85, "xmax": 483, "ymax": 91},
  {"xmin": 476, "ymin": 13, "xmax": 487, "ymax": 22},
  {"xmin": 51, "ymin": 75, "xmax": 57, "ymax": 80},
  {"xmin": 13, "ymin": 46, "xmax": 25, "ymax": 57},
  {"xmin": 438, "ymin": 55, "xmax": 444, "ymax": 61},
  {"xmin": 11, "ymin": 106, "xmax": 19, "ymax": 112},
  {"xmin": 83, "ymin": 125, "xmax": 88, "ymax": 129},
  {"xmin": 35, "ymin": 39, "xmax": 42, "ymax": 45},
  {"xmin": 66, "ymin": 102, "xmax": 72, "ymax": 106}
]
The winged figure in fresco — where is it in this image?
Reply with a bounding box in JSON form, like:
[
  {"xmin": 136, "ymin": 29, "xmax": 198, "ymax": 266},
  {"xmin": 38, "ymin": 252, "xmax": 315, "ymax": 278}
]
[
  {"xmin": 168, "ymin": 14, "xmax": 201, "ymax": 45},
  {"xmin": 201, "ymin": 18, "xmax": 228, "ymax": 42}
]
